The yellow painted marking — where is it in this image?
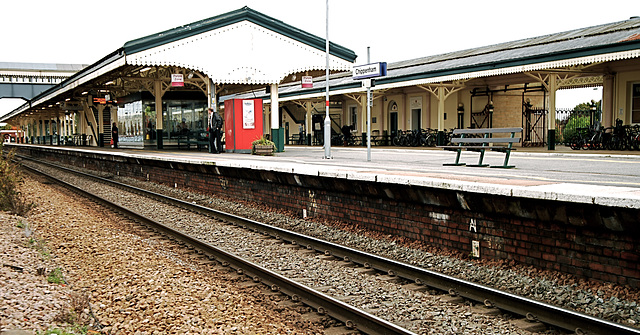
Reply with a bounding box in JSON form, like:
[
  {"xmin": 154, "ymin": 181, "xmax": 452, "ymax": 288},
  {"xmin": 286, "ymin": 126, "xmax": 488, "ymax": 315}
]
[{"xmin": 519, "ymin": 156, "xmax": 640, "ymax": 164}]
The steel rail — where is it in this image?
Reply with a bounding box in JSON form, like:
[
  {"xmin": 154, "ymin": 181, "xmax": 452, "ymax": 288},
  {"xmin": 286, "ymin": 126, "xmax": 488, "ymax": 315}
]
[
  {"xmin": 21, "ymin": 160, "xmax": 415, "ymax": 335},
  {"xmin": 20, "ymin": 156, "xmax": 640, "ymax": 335}
]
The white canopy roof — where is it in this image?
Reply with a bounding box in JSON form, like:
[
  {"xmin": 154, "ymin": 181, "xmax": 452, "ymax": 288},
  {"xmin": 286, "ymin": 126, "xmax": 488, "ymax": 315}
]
[{"xmin": 124, "ymin": 7, "xmax": 356, "ymax": 85}]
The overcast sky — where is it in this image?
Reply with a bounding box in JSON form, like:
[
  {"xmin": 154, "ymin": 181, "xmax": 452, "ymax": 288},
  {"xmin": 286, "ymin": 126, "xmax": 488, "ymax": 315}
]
[{"xmin": 1, "ymin": 0, "xmax": 636, "ymax": 116}]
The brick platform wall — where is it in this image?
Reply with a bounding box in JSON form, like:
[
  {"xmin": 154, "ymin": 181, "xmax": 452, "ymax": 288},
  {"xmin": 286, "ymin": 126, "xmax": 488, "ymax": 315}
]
[{"xmin": 17, "ymin": 145, "xmax": 640, "ymax": 288}]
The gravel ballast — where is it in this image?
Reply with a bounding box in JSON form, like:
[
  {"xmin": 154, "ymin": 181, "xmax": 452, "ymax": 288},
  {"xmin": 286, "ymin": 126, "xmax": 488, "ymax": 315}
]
[
  {"xmin": 1, "ymin": 176, "xmax": 325, "ymax": 334},
  {"xmin": 5, "ymin": 159, "xmax": 640, "ymax": 334}
]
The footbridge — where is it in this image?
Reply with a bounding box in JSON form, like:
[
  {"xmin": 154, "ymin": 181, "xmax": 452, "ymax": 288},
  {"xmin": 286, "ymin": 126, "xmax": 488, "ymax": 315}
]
[{"xmin": 0, "ymin": 62, "xmax": 86, "ymax": 101}]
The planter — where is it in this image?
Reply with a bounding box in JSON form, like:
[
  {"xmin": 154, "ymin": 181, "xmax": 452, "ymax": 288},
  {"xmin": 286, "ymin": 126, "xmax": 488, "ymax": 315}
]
[{"xmin": 252, "ymin": 144, "xmax": 274, "ymax": 156}]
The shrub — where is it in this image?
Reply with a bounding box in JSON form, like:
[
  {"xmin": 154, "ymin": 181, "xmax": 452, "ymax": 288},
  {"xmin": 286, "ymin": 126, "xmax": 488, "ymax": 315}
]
[
  {"xmin": 0, "ymin": 148, "xmax": 34, "ymax": 215},
  {"xmin": 251, "ymin": 135, "xmax": 275, "ymax": 155}
]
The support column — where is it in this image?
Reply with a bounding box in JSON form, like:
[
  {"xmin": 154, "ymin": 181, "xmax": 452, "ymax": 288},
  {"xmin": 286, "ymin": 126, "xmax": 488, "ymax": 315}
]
[
  {"xmin": 270, "ymin": 83, "xmax": 283, "ymax": 152},
  {"xmin": 57, "ymin": 116, "xmax": 62, "ymax": 145},
  {"xmin": 37, "ymin": 118, "xmax": 42, "ymax": 144},
  {"xmin": 207, "ymin": 78, "xmax": 216, "ymax": 109},
  {"xmin": 305, "ymin": 102, "xmax": 313, "ymax": 145},
  {"xmin": 63, "ymin": 114, "xmax": 68, "ymax": 143},
  {"xmin": 19, "ymin": 121, "xmax": 24, "ymax": 143},
  {"xmin": 97, "ymin": 105, "xmax": 104, "ymax": 147},
  {"xmin": 80, "ymin": 107, "xmax": 90, "ymax": 146},
  {"xmin": 548, "ymin": 75, "xmax": 557, "ymax": 150},
  {"xmin": 603, "ymin": 74, "xmax": 615, "ymax": 128},
  {"xmin": 154, "ymin": 80, "xmax": 164, "ymax": 149},
  {"xmin": 360, "ymin": 93, "xmax": 367, "ymax": 135},
  {"xmin": 436, "ymin": 87, "xmax": 446, "ymax": 145}
]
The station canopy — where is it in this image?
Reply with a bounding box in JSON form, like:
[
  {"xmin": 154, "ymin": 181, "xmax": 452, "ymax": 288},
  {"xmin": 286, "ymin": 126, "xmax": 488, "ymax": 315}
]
[{"xmin": 1, "ymin": 6, "xmax": 357, "ymax": 123}]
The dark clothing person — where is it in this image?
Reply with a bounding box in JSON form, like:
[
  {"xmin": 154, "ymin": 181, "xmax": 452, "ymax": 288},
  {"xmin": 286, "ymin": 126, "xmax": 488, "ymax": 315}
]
[
  {"xmin": 111, "ymin": 122, "xmax": 119, "ymax": 148},
  {"xmin": 208, "ymin": 108, "xmax": 223, "ymax": 153},
  {"xmin": 212, "ymin": 112, "xmax": 223, "ymax": 153},
  {"xmin": 341, "ymin": 124, "xmax": 353, "ymax": 146}
]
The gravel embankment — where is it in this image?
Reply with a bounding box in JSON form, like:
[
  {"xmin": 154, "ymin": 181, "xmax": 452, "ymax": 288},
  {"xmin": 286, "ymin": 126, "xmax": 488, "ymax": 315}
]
[
  {"xmin": 1, "ymin": 176, "xmax": 326, "ymax": 334},
  {"xmin": 9, "ymin": 159, "xmax": 640, "ymax": 334},
  {"xmin": 23, "ymin": 161, "xmax": 540, "ymax": 334},
  {"xmin": 114, "ymin": 173, "xmax": 640, "ymax": 330}
]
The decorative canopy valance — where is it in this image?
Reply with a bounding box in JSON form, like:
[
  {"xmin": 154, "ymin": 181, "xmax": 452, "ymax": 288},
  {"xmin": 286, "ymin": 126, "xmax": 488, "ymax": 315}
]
[{"xmin": 124, "ymin": 7, "xmax": 356, "ymax": 85}]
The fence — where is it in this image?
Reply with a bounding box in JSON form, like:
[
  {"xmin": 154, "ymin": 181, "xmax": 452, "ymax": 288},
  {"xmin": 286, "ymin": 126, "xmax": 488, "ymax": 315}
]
[{"xmin": 555, "ymin": 108, "xmax": 601, "ymax": 145}]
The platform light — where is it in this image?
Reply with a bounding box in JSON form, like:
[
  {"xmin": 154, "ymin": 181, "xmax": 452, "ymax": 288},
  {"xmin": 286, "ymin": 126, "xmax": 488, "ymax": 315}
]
[
  {"xmin": 105, "ymin": 81, "xmax": 115, "ymax": 85},
  {"xmin": 81, "ymin": 91, "xmax": 88, "ymax": 95}
]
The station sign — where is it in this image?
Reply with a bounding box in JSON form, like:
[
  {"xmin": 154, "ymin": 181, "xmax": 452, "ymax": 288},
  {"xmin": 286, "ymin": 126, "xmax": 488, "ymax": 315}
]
[
  {"xmin": 301, "ymin": 76, "xmax": 313, "ymax": 88},
  {"xmin": 171, "ymin": 73, "xmax": 184, "ymax": 87},
  {"xmin": 352, "ymin": 62, "xmax": 387, "ymax": 80}
]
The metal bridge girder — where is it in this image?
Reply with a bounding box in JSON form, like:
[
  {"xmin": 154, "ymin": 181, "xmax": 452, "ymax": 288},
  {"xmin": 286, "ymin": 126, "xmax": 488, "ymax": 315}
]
[{"xmin": 0, "ymin": 82, "xmax": 55, "ymax": 100}]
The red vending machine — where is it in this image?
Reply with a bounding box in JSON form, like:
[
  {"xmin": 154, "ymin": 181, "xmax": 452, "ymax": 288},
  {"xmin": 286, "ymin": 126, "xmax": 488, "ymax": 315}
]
[{"xmin": 224, "ymin": 99, "xmax": 264, "ymax": 153}]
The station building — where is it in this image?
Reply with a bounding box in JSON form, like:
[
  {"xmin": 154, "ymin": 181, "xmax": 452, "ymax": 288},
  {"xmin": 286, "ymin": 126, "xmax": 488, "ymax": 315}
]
[{"xmin": 1, "ymin": 8, "xmax": 640, "ymax": 151}]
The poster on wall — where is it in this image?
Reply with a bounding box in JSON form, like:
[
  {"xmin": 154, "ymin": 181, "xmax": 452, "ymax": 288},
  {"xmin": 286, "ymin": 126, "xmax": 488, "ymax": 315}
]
[{"xmin": 242, "ymin": 100, "xmax": 255, "ymax": 129}]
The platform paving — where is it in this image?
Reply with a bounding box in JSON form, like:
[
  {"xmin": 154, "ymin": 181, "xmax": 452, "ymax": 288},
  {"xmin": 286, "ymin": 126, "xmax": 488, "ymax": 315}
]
[{"xmin": 9, "ymin": 143, "xmax": 640, "ymax": 209}]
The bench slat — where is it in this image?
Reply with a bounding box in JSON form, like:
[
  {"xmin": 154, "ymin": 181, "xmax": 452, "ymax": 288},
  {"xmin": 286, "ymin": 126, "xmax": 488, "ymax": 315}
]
[
  {"xmin": 436, "ymin": 145, "xmax": 519, "ymax": 150},
  {"xmin": 453, "ymin": 127, "xmax": 523, "ymax": 135},
  {"xmin": 441, "ymin": 127, "xmax": 522, "ymax": 169},
  {"xmin": 450, "ymin": 137, "xmax": 521, "ymax": 144}
]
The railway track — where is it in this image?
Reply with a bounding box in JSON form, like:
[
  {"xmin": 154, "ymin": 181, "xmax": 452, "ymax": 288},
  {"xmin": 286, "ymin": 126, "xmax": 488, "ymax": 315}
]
[{"xmin": 18, "ymin": 155, "xmax": 640, "ymax": 335}]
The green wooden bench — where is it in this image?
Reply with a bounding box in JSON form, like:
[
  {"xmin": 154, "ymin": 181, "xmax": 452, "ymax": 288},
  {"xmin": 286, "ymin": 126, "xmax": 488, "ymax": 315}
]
[{"xmin": 437, "ymin": 127, "xmax": 522, "ymax": 168}]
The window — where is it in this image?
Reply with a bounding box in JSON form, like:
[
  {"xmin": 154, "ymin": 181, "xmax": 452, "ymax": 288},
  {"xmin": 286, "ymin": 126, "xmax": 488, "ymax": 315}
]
[
  {"xmin": 350, "ymin": 105, "xmax": 358, "ymax": 131},
  {"xmin": 633, "ymin": 83, "xmax": 640, "ymax": 123}
]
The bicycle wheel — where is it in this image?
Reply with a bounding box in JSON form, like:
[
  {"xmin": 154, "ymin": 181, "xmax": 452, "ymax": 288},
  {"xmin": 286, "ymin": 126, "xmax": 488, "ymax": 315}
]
[
  {"xmin": 392, "ymin": 136, "xmax": 401, "ymax": 146},
  {"xmin": 425, "ymin": 135, "xmax": 436, "ymax": 147},
  {"xmin": 569, "ymin": 136, "xmax": 581, "ymax": 150}
]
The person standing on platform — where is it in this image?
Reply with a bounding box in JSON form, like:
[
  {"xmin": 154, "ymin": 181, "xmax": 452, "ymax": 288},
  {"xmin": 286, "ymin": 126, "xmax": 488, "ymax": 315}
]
[
  {"xmin": 208, "ymin": 108, "xmax": 215, "ymax": 153},
  {"xmin": 212, "ymin": 109, "xmax": 223, "ymax": 154},
  {"xmin": 111, "ymin": 122, "xmax": 119, "ymax": 148},
  {"xmin": 341, "ymin": 124, "xmax": 353, "ymax": 146}
]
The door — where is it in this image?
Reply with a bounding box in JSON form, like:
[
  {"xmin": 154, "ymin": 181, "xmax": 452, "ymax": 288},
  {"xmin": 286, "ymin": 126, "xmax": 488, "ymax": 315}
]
[
  {"xmin": 411, "ymin": 108, "xmax": 421, "ymax": 130},
  {"xmin": 390, "ymin": 112, "xmax": 398, "ymax": 139}
]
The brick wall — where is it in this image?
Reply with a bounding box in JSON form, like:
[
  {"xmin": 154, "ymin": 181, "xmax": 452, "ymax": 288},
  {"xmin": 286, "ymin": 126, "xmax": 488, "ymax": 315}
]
[
  {"xmin": 17, "ymin": 145, "xmax": 640, "ymax": 288},
  {"xmin": 491, "ymin": 92, "xmax": 545, "ymax": 132}
]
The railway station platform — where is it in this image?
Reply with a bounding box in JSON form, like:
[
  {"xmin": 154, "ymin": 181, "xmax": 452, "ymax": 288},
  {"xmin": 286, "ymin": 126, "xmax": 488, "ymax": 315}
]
[
  {"xmin": 6, "ymin": 143, "xmax": 640, "ymax": 287},
  {"xmin": 8, "ymin": 143, "xmax": 640, "ymax": 208}
]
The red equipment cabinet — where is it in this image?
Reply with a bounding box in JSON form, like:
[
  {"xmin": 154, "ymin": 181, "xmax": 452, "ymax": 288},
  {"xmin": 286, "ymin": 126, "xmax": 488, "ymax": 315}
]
[{"xmin": 223, "ymin": 99, "xmax": 264, "ymax": 153}]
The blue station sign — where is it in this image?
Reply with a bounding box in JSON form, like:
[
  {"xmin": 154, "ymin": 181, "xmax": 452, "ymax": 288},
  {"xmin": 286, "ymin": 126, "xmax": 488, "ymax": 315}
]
[{"xmin": 352, "ymin": 62, "xmax": 387, "ymax": 80}]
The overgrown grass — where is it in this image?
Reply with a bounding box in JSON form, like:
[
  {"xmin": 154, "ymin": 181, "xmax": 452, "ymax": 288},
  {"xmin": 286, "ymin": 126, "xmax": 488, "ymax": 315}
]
[
  {"xmin": 27, "ymin": 236, "xmax": 51, "ymax": 260},
  {"xmin": 37, "ymin": 325, "xmax": 88, "ymax": 335},
  {"xmin": 38, "ymin": 292, "xmax": 93, "ymax": 335},
  {"xmin": 0, "ymin": 148, "xmax": 34, "ymax": 215},
  {"xmin": 47, "ymin": 267, "xmax": 66, "ymax": 284}
]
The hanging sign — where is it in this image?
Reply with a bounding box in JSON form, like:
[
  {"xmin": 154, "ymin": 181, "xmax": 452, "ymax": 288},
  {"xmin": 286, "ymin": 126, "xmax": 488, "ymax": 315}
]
[
  {"xmin": 352, "ymin": 62, "xmax": 387, "ymax": 80},
  {"xmin": 171, "ymin": 74, "xmax": 184, "ymax": 87},
  {"xmin": 301, "ymin": 76, "xmax": 313, "ymax": 88},
  {"xmin": 242, "ymin": 100, "xmax": 255, "ymax": 129}
]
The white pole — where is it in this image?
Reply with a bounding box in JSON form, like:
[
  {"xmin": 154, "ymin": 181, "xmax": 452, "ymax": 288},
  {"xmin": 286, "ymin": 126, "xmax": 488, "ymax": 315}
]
[
  {"xmin": 323, "ymin": 0, "xmax": 332, "ymax": 159},
  {"xmin": 366, "ymin": 47, "xmax": 372, "ymax": 162}
]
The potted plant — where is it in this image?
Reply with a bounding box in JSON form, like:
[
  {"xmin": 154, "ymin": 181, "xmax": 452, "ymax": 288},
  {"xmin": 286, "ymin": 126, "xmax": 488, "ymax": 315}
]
[{"xmin": 251, "ymin": 136, "xmax": 275, "ymax": 155}]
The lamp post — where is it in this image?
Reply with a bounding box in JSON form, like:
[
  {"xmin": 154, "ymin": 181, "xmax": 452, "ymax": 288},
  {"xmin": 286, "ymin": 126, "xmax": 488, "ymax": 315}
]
[
  {"xmin": 366, "ymin": 47, "xmax": 371, "ymax": 162},
  {"xmin": 457, "ymin": 103, "xmax": 464, "ymax": 129},
  {"xmin": 488, "ymin": 101, "xmax": 494, "ymax": 129},
  {"xmin": 323, "ymin": 0, "xmax": 332, "ymax": 159}
]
